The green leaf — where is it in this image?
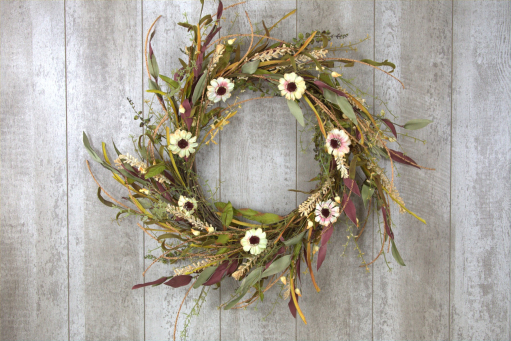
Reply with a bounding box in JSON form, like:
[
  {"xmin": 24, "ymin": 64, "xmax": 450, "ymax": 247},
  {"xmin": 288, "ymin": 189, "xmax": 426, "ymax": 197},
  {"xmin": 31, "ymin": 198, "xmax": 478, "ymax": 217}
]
[
  {"xmin": 283, "ymin": 230, "xmax": 306, "ymax": 246},
  {"xmin": 237, "ymin": 267, "xmax": 263, "ymax": 294},
  {"xmin": 146, "ymin": 89, "xmax": 167, "ymax": 96},
  {"xmin": 159, "ymin": 74, "xmax": 180, "ymax": 89},
  {"xmin": 144, "ymin": 163, "xmax": 166, "ymax": 179},
  {"xmin": 403, "ymin": 119, "xmax": 433, "ymax": 130},
  {"xmin": 323, "ymin": 89, "xmax": 357, "ymax": 125},
  {"xmin": 360, "ymin": 59, "xmax": 396, "ymax": 73},
  {"xmin": 97, "ymin": 187, "xmax": 115, "ymax": 207},
  {"xmin": 148, "ymin": 78, "xmax": 160, "ymax": 91},
  {"xmin": 223, "ymin": 294, "xmax": 244, "ymax": 310},
  {"xmin": 261, "ymin": 255, "xmax": 291, "ymax": 278},
  {"xmin": 149, "ymin": 55, "xmax": 159, "ymax": 79},
  {"xmin": 237, "ymin": 209, "xmax": 282, "ymax": 224},
  {"xmin": 192, "ymin": 72, "xmax": 208, "ymax": 104},
  {"xmin": 241, "ymin": 60, "xmax": 260, "ymax": 74},
  {"xmin": 391, "ymin": 239, "xmax": 406, "ymax": 266},
  {"xmin": 221, "ymin": 201, "xmax": 234, "ymax": 228},
  {"xmin": 193, "ymin": 264, "xmax": 219, "ymax": 288},
  {"xmin": 216, "ymin": 234, "xmax": 230, "ymax": 244},
  {"xmin": 361, "ymin": 184, "xmax": 375, "ymax": 207},
  {"xmin": 287, "ymin": 100, "xmax": 304, "ymax": 126}
]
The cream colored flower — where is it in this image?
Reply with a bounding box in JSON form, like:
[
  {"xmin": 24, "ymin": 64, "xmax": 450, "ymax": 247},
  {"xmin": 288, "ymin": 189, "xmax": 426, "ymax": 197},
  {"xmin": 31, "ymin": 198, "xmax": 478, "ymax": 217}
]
[
  {"xmin": 228, "ymin": 38, "xmax": 236, "ymax": 45},
  {"xmin": 191, "ymin": 229, "xmax": 200, "ymax": 236},
  {"xmin": 169, "ymin": 129, "xmax": 198, "ymax": 158},
  {"xmin": 178, "ymin": 195, "xmax": 198, "ymax": 216},
  {"xmin": 331, "ymin": 71, "xmax": 342, "ymax": 78},
  {"xmin": 325, "ymin": 128, "xmax": 351, "ymax": 157},
  {"xmin": 179, "ymin": 104, "xmax": 185, "ymax": 114},
  {"xmin": 240, "ymin": 228, "xmax": 267, "ymax": 255},
  {"xmin": 207, "ymin": 77, "xmax": 234, "ymax": 103},
  {"xmin": 314, "ymin": 200, "xmax": 340, "ymax": 226},
  {"xmin": 278, "ymin": 72, "xmax": 306, "ymax": 100}
]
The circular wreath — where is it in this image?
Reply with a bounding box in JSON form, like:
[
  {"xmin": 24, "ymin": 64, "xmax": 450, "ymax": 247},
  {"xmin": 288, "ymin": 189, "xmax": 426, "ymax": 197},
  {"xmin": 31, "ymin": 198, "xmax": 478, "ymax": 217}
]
[{"xmin": 84, "ymin": 1, "xmax": 432, "ymax": 331}]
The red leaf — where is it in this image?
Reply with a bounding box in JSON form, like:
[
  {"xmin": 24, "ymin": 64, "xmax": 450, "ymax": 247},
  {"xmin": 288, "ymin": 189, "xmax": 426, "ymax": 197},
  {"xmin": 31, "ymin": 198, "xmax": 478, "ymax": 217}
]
[
  {"xmin": 216, "ymin": 1, "xmax": 223, "ymax": 22},
  {"xmin": 388, "ymin": 149, "xmax": 420, "ymax": 169},
  {"xmin": 226, "ymin": 260, "xmax": 239, "ymax": 276},
  {"xmin": 181, "ymin": 99, "xmax": 193, "ymax": 130},
  {"xmin": 132, "ymin": 276, "xmax": 168, "ymax": 290},
  {"xmin": 288, "ymin": 295, "xmax": 298, "ymax": 318},
  {"xmin": 382, "ymin": 119, "xmax": 397, "ymax": 138},
  {"xmin": 341, "ymin": 193, "xmax": 357, "ymax": 225},
  {"xmin": 313, "ymin": 80, "xmax": 348, "ymax": 98},
  {"xmin": 343, "ymin": 178, "xmax": 360, "ymax": 196},
  {"xmin": 382, "ymin": 207, "xmax": 394, "ymax": 239},
  {"xmin": 321, "ymin": 224, "xmax": 334, "ymax": 247},
  {"xmin": 317, "ymin": 243, "xmax": 327, "ymax": 270},
  {"xmin": 164, "ymin": 275, "xmax": 192, "ymax": 288},
  {"xmin": 203, "ymin": 261, "xmax": 230, "ymax": 286},
  {"xmin": 204, "ymin": 27, "xmax": 221, "ymax": 48}
]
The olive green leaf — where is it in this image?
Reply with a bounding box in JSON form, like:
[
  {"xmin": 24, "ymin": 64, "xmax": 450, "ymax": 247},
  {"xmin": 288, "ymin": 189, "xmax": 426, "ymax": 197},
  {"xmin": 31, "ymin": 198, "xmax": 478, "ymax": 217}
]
[
  {"xmin": 361, "ymin": 184, "xmax": 375, "ymax": 207},
  {"xmin": 221, "ymin": 202, "xmax": 234, "ymax": 228},
  {"xmin": 287, "ymin": 99, "xmax": 305, "ymax": 126},
  {"xmin": 323, "ymin": 89, "xmax": 357, "ymax": 125},
  {"xmin": 283, "ymin": 230, "xmax": 306, "ymax": 246},
  {"xmin": 193, "ymin": 264, "xmax": 219, "ymax": 288},
  {"xmin": 241, "ymin": 60, "xmax": 260, "ymax": 74},
  {"xmin": 403, "ymin": 119, "xmax": 433, "ymax": 130},
  {"xmin": 261, "ymin": 255, "xmax": 291, "ymax": 278},
  {"xmin": 391, "ymin": 239, "xmax": 406, "ymax": 266},
  {"xmin": 144, "ymin": 163, "xmax": 166, "ymax": 179},
  {"xmin": 192, "ymin": 72, "xmax": 208, "ymax": 104}
]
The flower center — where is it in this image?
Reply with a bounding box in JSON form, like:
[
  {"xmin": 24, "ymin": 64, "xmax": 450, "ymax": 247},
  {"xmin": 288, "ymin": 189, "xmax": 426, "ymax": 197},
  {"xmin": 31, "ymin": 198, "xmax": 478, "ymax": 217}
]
[
  {"xmin": 216, "ymin": 86, "xmax": 227, "ymax": 96},
  {"xmin": 286, "ymin": 82, "xmax": 297, "ymax": 93},
  {"xmin": 178, "ymin": 139, "xmax": 189, "ymax": 149},
  {"xmin": 321, "ymin": 208, "xmax": 330, "ymax": 218},
  {"xmin": 330, "ymin": 138, "xmax": 340, "ymax": 149},
  {"xmin": 184, "ymin": 202, "xmax": 194, "ymax": 211},
  {"xmin": 249, "ymin": 236, "xmax": 260, "ymax": 245}
]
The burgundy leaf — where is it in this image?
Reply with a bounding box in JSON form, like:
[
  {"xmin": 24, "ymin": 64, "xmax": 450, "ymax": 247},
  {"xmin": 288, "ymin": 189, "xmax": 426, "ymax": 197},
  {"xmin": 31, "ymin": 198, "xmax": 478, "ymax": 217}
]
[
  {"xmin": 132, "ymin": 276, "xmax": 168, "ymax": 290},
  {"xmin": 388, "ymin": 149, "xmax": 420, "ymax": 169},
  {"xmin": 216, "ymin": 1, "xmax": 223, "ymax": 22},
  {"xmin": 321, "ymin": 224, "xmax": 334, "ymax": 247},
  {"xmin": 226, "ymin": 260, "xmax": 239, "ymax": 276},
  {"xmin": 193, "ymin": 53, "xmax": 204, "ymax": 82},
  {"xmin": 341, "ymin": 193, "xmax": 357, "ymax": 225},
  {"xmin": 203, "ymin": 261, "xmax": 230, "ymax": 286},
  {"xmin": 181, "ymin": 99, "xmax": 193, "ymax": 130},
  {"xmin": 204, "ymin": 27, "xmax": 222, "ymax": 48},
  {"xmin": 382, "ymin": 207, "xmax": 394, "ymax": 239},
  {"xmin": 317, "ymin": 243, "xmax": 328, "ymax": 270},
  {"xmin": 288, "ymin": 295, "xmax": 297, "ymax": 318},
  {"xmin": 155, "ymin": 181, "xmax": 172, "ymax": 202},
  {"xmin": 173, "ymin": 67, "xmax": 185, "ymax": 81},
  {"xmin": 356, "ymin": 128, "xmax": 362, "ymax": 141},
  {"xmin": 343, "ymin": 178, "xmax": 361, "ymax": 196},
  {"xmin": 382, "ymin": 119, "xmax": 397, "ymax": 138},
  {"xmin": 164, "ymin": 275, "xmax": 192, "ymax": 288},
  {"xmin": 313, "ymin": 80, "xmax": 348, "ymax": 98}
]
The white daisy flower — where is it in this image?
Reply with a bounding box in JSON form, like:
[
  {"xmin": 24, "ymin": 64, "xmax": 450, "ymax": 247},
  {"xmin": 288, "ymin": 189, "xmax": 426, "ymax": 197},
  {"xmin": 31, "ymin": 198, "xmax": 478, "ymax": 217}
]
[
  {"xmin": 168, "ymin": 129, "xmax": 198, "ymax": 158},
  {"xmin": 325, "ymin": 128, "xmax": 351, "ymax": 157},
  {"xmin": 314, "ymin": 200, "xmax": 340, "ymax": 226},
  {"xmin": 207, "ymin": 77, "xmax": 234, "ymax": 103},
  {"xmin": 240, "ymin": 228, "xmax": 268, "ymax": 255},
  {"xmin": 278, "ymin": 72, "xmax": 306, "ymax": 100},
  {"xmin": 178, "ymin": 195, "xmax": 198, "ymax": 216}
]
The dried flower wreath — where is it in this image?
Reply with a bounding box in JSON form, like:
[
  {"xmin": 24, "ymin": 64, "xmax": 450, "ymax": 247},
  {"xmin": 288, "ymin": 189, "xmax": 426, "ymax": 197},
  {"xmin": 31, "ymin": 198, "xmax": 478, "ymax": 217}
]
[{"xmin": 83, "ymin": 0, "xmax": 432, "ymax": 332}]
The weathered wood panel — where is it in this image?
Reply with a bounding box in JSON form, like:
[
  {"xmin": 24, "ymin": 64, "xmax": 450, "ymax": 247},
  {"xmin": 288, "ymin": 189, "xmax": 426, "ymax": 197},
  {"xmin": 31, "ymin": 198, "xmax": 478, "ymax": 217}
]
[
  {"xmin": 66, "ymin": 1, "xmax": 144, "ymax": 339},
  {"xmin": 451, "ymin": 1, "xmax": 511, "ymax": 339},
  {"xmin": 142, "ymin": 2, "xmax": 221, "ymax": 340},
  {"xmin": 296, "ymin": 1, "xmax": 374, "ymax": 339},
  {"xmin": 219, "ymin": 1, "xmax": 298, "ymax": 340},
  {"xmin": 372, "ymin": 1, "xmax": 452, "ymax": 339},
  {"xmin": 0, "ymin": 1, "xmax": 68, "ymax": 340}
]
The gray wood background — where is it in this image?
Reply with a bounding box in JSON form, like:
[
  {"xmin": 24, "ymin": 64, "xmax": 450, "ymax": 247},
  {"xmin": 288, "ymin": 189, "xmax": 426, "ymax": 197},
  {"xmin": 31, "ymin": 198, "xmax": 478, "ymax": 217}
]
[{"xmin": 1, "ymin": 0, "xmax": 510, "ymax": 340}]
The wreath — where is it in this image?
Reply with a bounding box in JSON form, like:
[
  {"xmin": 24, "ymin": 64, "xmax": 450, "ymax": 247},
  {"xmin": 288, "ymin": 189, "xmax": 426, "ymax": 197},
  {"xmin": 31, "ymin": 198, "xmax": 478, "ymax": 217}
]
[{"xmin": 83, "ymin": 0, "xmax": 433, "ymax": 332}]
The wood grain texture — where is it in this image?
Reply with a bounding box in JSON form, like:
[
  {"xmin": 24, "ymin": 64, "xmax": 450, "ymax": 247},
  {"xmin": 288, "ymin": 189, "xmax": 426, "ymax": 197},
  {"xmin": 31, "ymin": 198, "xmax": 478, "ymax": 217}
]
[
  {"xmin": 0, "ymin": 1, "xmax": 68, "ymax": 340},
  {"xmin": 219, "ymin": 1, "xmax": 298, "ymax": 340},
  {"xmin": 66, "ymin": 1, "xmax": 144, "ymax": 339},
  {"xmin": 372, "ymin": 1, "xmax": 452, "ymax": 339},
  {"xmin": 142, "ymin": 2, "xmax": 221, "ymax": 340},
  {"xmin": 296, "ymin": 1, "xmax": 374, "ymax": 339},
  {"xmin": 451, "ymin": 1, "xmax": 511, "ymax": 339}
]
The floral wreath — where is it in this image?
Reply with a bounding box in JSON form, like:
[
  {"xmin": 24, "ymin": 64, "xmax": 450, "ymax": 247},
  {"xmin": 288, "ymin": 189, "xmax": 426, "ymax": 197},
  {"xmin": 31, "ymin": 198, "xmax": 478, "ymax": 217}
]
[{"xmin": 83, "ymin": 0, "xmax": 432, "ymax": 333}]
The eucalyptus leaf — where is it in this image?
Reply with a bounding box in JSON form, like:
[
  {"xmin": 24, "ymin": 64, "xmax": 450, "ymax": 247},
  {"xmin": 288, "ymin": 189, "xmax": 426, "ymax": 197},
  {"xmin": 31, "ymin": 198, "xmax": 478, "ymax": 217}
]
[
  {"xmin": 241, "ymin": 60, "xmax": 260, "ymax": 74},
  {"xmin": 148, "ymin": 78, "xmax": 160, "ymax": 91},
  {"xmin": 193, "ymin": 265, "xmax": 219, "ymax": 288},
  {"xmin": 261, "ymin": 255, "xmax": 291, "ymax": 278},
  {"xmin": 192, "ymin": 72, "xmax": 208, "ymax": 104},
  {"xmin": 223, "ymin": 293, "xmax": 244, "ymax": 310},
  {"xmin": 159, "ymin": 74, "xmax": 180, "ymax": 89},
  {"xmin": 360, "ymin": 59, "xmax": 396, "ymax": 73},
  {"xmin": 221, "ymin": 202, "xmax": 234, "ymax": 228},
  {"xmin": 361, "ymin": 184, "xmax": 375, "ymax": 207},
  {"xmin": 391, "ymin": 239, "xmax": 406, "ymax": 266},
  {"xmin": 144, "ymin": 163, "xmax": 166, "ymax": 179},
  {"xmin": 237, "ymin": 267, "xmax": 263, "ymax": 294},
  {"xmin": 287, "ymin": 100, "xmax": 305, "ymax": 126},
  {"xmin": 403, "ymin": 119, "xmax": 433, "ymax": 130},
  {"xmin": 150, "ymin": 55, "xmax": 159, "ymax": 79},
  {"xmin": 323, "ymin": 89, "xmax": 357, "ymax": 125},
  {"xmin": 283, "ymin": 230, "xmax": 306, "ymax": 246}
]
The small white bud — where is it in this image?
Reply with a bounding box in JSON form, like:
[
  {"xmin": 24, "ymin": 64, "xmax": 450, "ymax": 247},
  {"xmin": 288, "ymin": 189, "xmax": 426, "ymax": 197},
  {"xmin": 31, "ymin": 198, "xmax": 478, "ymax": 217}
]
[
  {"xmin": 206, "ymin": 226, "xmax": 215, "ymax": 234},
  {"xmin": 295, "ymin": 288, "xmax": 302, "ymax": 297},
  {"xmin": 191, "ymin": 229, "xmax": 200, "ymax": 236},
  {"xmin": 227, "ymin": 38, "xmax": 236, "ymax": 45},
  {"xmin": 179, "ymin": 104, "xmax": 185, "ymax": 114},
  {"xmin": 313, "ymin": 245, "xmax": 320, "ymax": 254},
  {"xmin": 307, "ymin": 220, "xmax": 314, "ymax": 229},
  {"xmin": 334, "ymin": 196, "xmax": 341, "ymax": 204},
  {"xmin": 280, "ymin": 276, "xmax": 287, "ymax": 285},
  {"xmin": 331, "ymin": 71, "xmax": 342, "ymax": 78}
]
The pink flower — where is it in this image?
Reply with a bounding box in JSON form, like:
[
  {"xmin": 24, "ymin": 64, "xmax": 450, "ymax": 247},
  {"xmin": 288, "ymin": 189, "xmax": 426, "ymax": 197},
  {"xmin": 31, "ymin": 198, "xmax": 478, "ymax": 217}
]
[
  {"xmin": 325, "ymin": 129, "xmax": 351, "ymax": 157},
  {"xmin": 314, "ymin": 200, "xmax": 340, "ymax": 226},
  {"xmin": 207, "ymin": 77, "xmax": 234, "ymax": 103}
]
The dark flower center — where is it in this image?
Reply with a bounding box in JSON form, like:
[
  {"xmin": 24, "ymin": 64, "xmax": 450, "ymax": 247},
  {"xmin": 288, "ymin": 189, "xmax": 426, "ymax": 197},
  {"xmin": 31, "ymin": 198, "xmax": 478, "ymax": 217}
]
[
  {"xmin": 178, "ymin": 139, "xmax": 189, "ymax": 149},
  {"xmin": 249, "ymin": 236, "xmax": 260, "ymax": 245},
  {"xmin": 330, "ymin": 138, "xmax": 340, "ymax": 149},
  {"xmin": 184, "ymin": 202, "xmax": 194, "ymax": 211},
  {"xmin": 321, "ymin": 208, "xmax": 330, "ymax": 218},
  {"xmin": 286, "ymin": 82, "xmax": 297, "ymax": 92},
  {"xmin": 216, "ymin": 86, "xmax": 227, "ymax": 96}
]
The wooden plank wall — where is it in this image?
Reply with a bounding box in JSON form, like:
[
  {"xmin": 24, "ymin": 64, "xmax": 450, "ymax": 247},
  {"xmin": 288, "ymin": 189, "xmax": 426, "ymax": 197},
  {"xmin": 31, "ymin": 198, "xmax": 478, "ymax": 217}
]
[{"xmin": 1, "ymin": 1, "xmax": 509, "ymax": 340}]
